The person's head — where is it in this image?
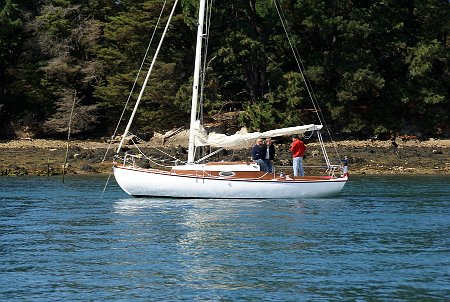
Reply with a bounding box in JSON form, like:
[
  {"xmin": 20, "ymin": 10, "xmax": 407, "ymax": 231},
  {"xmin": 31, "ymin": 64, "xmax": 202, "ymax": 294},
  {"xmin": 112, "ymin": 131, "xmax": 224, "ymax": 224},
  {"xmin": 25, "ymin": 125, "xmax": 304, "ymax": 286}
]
[
  {"xmin": 292, "ymin": 134, "xmax": 299, "ymax": 141},
  {"xmin": 256, "ymin": 138, "xmax": 264, "ymax": 146},
  {"xmin": 265, "ymin": 138, "xmax": 272, "ymax": 145}
]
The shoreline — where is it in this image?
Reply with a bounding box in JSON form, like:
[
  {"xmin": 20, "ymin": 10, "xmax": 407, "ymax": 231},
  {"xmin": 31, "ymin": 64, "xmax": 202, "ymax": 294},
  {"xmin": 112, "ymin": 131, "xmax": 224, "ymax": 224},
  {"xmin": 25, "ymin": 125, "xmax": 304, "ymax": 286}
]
[{"xmin": 1, "ymin": 138, "xmax": 449, "ymax": 176}]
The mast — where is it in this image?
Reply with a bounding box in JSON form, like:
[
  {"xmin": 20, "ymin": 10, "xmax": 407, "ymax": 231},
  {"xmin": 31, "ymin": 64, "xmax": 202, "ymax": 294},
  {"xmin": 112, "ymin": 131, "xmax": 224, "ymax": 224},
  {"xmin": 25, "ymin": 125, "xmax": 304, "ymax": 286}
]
[{"xmin": 187, "ymin": 0, "xmax": 206, "ymax": 164}]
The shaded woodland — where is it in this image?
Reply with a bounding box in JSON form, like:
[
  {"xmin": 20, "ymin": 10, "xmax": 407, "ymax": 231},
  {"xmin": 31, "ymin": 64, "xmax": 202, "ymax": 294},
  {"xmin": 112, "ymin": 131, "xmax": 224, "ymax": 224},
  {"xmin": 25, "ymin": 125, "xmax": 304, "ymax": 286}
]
[{"xmin": 0, "ymin": 0, "xmax": 449, "ymax": 140}]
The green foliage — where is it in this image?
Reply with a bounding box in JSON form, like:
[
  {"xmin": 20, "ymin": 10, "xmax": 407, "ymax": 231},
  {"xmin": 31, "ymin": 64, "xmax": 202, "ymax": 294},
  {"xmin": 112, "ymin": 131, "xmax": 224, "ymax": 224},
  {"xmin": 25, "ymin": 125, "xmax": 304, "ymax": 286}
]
[
  {"xmin": 0, "ymin": 0, "xmax": 448, "ymax": 139},
  {"xmin": 0, "ymin": 0, "xmax": 25, "ymax": 135},
  {"xmin": 373, "ymin": 125, "xmax": 390, "ymax": 137},
  {"xmin": 0, "ymin": 0, "xmax": 22, "ymax": 67},
  {"xmin": 174, "ymin": 80, "xmax": 193, "ymax": 113},
  {"xmin": 407, "ymin": 41, "xmax": 444, "ymax": 79},
  {"xmin": 238, "ymin": 101, "xmax": 277, "ymax": 132},
  {"xmin": 93, "ymin": 1, "xmax": 191, "ymax": 132},
  {"xmin": 263, "ymin": 71, "xmax": 306, "ymax": 128}
]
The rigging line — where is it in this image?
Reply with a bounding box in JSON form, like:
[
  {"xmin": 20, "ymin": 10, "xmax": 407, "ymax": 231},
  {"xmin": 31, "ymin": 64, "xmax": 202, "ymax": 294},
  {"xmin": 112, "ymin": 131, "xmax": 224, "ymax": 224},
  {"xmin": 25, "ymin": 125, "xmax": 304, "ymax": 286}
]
[
  {"xmin": 317, "ymin": 130, "xmax": 331, "ymax": 168},
  {"xmin": 274, "ymin": 0, "xmax": 340, "ymax": 156},
  {"xmin": 195, "ymin": 147, "xmax": 224, "ymax": 163},
  {"xmin": 198, "ymin": 0, "xmax": 214, "ymax": 124},
  {"xmin": 273, "ymin": 0, "xmax": 342, "ymax": 161},
  {"xmin": 102, "ymin": 0, "xmax": 168, "ymax": 161},
  {"xmin": 62, "ymin": 90, "xmax": 77, "ymax": 183},
  {"xmin": 117, "ymin": 0, "xmax": 180, "ymax": 153},
  {"xmin": 272, "ymin": 2, "xmax": 321, "ymax": 118},
  {"xmin": 127, "ymin": 131, "xmax": 180, "ymax": 161},
  {"xmin": 129, "ymin": 137, "xmax": 184, "ymax": 167},
  {"xmin": 272, "ymin": 2, "xmax": 323, "ymax": 123},
  {"xmin": 101, "ymin": 172, "xmax": 113, "ymax": 198},
  {"xmin": 101, "ymin": 0, "xmax": 169, "ymax": 163},
  {"xmin": 272, "ymin": 1, "xmax": 320, "ymax": 122}
]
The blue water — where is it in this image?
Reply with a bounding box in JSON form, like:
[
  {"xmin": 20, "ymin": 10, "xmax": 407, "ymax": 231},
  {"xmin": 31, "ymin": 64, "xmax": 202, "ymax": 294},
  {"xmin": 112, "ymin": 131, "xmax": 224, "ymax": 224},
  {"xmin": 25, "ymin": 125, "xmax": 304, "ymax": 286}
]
[{"xmin": 0, "ymin": 175, "xmax": 449, "ymax": 301}]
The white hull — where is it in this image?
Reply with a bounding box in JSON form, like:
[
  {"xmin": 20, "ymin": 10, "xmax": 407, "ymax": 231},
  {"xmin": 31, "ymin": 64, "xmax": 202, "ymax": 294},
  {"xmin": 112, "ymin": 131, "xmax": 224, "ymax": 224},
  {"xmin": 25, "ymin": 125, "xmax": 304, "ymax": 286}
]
[{"xmin": 113, "ymin": 165, "xmax": 347, "ymax": 199}]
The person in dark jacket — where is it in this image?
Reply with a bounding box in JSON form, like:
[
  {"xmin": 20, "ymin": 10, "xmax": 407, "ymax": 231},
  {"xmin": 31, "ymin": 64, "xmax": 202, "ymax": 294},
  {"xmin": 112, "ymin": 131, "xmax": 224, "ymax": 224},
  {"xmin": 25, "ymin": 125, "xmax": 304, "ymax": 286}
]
[
  {"xmin": 251, "ymin": 138, "xmax": 268, "ymax": 172},
  {"xmin": 264, "ymin": 137, "xmax": 275, "ymax": 173}
]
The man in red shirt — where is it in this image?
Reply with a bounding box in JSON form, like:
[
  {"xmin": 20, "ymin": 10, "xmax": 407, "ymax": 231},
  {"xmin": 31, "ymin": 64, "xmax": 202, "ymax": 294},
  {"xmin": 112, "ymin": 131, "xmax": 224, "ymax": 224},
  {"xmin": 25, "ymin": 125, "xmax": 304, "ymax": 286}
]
[{"xmin": 290, "ymin": 135, "xmax": 306, "ymax": 177}]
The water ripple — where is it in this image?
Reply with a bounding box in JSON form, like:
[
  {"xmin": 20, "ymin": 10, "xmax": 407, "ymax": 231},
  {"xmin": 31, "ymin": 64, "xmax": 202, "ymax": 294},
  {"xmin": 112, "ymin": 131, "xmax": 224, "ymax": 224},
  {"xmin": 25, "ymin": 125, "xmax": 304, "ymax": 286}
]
[{"xmin": 0, "ymin": 175, "xmax": 449, "ymax": 301}]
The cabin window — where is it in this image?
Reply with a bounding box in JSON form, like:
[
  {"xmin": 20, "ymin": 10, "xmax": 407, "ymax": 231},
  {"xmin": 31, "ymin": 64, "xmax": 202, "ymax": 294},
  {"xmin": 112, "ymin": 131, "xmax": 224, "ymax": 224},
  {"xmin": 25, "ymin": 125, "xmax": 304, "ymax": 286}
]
[{"xmin": 219, "ymin": 171, "xmax": 235, "ymax": 177}]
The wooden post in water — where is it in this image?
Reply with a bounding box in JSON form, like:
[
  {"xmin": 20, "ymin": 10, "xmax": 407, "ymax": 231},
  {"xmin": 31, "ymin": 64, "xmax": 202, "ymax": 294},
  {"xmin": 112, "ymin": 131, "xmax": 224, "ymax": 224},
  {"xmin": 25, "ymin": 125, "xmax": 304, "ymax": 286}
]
[
  {"xmin": 62, "ymin": 91, "xmax": 77, "ymax": 183},
  {"xmin": 47, "ymin": 150, "xmax": 51, "ymax": 179},
  {"xmin": 47, "ymin": 148, "xmax": 56, "ymax": 179}
]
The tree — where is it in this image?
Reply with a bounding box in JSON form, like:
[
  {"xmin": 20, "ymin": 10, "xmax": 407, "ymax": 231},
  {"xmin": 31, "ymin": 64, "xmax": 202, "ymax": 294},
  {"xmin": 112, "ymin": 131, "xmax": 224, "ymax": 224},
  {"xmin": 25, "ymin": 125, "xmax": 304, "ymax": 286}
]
[
  {"xmin": 44, "ymin": 90, "xmax": 97, "ymax": 135},
  {"xmin": 0, "ymin": 0, "xmax": 24, "ymax": 136},
  {"xmin": 28, "ymin": 1, "xmax": 102, "ymax": 136},
  {"xmin": 0, "ymin": 0, "xmax": 447, "ymax": 139},
  {"xmin": 94, "ymin": 0, "xmax": 192, "ymax": 134}
]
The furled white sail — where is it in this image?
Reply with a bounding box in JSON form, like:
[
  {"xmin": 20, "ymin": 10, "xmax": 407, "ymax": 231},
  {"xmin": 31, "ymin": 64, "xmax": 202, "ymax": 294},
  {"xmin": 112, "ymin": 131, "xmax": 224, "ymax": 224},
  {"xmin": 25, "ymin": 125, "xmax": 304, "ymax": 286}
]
[{"xmin": 193, "ymin": 121, "xmax": 322, "ymax": 148}]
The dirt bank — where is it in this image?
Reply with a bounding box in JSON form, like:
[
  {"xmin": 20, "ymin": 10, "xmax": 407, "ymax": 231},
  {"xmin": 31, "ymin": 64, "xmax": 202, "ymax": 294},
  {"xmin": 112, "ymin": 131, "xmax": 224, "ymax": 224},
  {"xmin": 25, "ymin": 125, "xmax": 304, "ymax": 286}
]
[{"xmin": 0, "ymin": 138, "xmax": 449, "ymax": 176}]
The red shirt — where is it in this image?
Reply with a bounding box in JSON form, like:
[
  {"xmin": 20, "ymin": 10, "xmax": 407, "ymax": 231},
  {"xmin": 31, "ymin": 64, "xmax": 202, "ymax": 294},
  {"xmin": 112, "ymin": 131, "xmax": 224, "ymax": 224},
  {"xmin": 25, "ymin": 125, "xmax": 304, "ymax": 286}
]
[{"xmin": 290, "ymin": 139, "xmax": 306, "ymax": 157}]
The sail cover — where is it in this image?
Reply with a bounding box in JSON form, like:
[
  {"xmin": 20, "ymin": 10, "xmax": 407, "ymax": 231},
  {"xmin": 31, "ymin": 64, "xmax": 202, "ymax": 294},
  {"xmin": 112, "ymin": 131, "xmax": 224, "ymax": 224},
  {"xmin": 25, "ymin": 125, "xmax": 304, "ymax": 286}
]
[{"xmin": 193, "ymin": 121, "xmax": 322, "ymax": 148}]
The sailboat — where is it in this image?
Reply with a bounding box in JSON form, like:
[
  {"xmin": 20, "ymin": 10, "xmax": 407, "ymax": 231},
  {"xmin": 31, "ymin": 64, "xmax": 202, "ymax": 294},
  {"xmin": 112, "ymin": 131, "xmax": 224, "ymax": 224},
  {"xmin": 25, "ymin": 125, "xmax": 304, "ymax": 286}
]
[{"xmin": 113, "ymin": 0, "xmax": 348, "ymax": 199}]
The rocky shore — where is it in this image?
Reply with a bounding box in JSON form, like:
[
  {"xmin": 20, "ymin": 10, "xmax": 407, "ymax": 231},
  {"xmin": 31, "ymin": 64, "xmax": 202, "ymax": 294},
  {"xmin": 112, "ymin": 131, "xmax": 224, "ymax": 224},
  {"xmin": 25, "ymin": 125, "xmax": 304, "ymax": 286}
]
[{"xmin": 0, "ymin": 137, "xmax": 449, "ymax": 176}]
